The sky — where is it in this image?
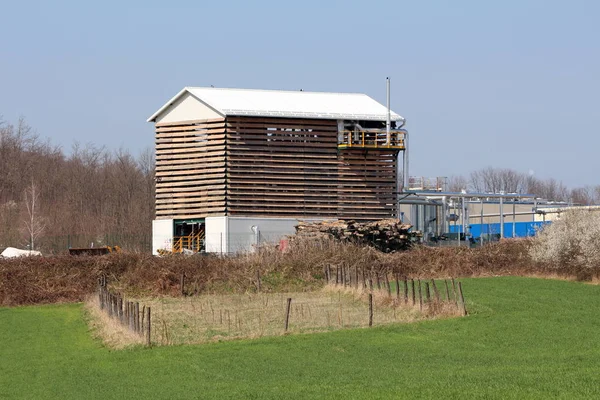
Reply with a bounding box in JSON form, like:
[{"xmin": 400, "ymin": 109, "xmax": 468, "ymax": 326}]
[{"xmin": 1, "ymin": 0, "xmax": 599, "ymax": 187}]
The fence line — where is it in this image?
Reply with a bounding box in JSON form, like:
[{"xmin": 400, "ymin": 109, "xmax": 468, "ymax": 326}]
[
  {"xmin": 94, "ymin": 267, "xmax": 468, "ymax": 346},
  {"xmin": 324, "ymin": 264, "xmax": 468, "ymax": 317},
  {"xmin": 97, "ymin": 276, "xmax": 151, "ymax": 346}
]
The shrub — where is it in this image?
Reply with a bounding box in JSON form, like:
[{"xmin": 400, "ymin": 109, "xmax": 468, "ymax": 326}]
[{"xmin": 529, "ymin": 210, "xmax": 600, "ymax": 271}]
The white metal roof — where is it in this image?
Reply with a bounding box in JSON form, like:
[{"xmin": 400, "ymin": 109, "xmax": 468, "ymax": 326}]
[{"xmin": 147, "ymin": 87, "xmax": 405, "ymax": 122}]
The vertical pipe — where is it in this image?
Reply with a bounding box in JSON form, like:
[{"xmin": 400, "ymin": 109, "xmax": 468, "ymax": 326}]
[
  {"xmin": 442, "ymin": 196, "xmax": 447, "ymax": 234},
  {"xmin": 455, "ymin": 199, "xmax": 459, "ymax": 246},
  {"xmin": 512, "ymin": 200, "xmax": 516, "ymax": 238},
  {"xmin": 386, "ymin": 77, "xmax": 391, "ymax": 146},
  {"xmin": 533, "ymin": 198, "xmax": 538, "ymax": 237},
  {"xmin": 403, "ymin": 133, "xmax": 409, "ymax": 190},
  {"xmin": 500, "ymin": 196, "xmax": 504, "ymax": 238},
  {"xmin": 461, "ymin": 196, "xmax": 466, "ymax": 239},
  {"xmin": 480, "ymin": 198, "xmax": 484, "ymax": 246}
]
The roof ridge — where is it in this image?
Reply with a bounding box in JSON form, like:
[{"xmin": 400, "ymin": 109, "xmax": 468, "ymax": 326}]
[{"xmin": 186, "ymin": 87, "xmax": 368, "ymax": 97}]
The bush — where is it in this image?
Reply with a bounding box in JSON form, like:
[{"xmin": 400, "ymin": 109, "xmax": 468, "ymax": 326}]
[
  {"xmin": 1, "ymin": 238, "xmax": 538, "ymax": 306},
  {"xmin": 529, "ymin": 210, "xmax": 600, "ymax": 271}
]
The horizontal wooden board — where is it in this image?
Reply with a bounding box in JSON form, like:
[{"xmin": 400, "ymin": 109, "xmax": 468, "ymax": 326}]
[
  {"xmin": 155, "ymin": 184, "xmax": 226, "ymax": 193},
  {"xmin": 156, "ymin": 162, "xmax": 226, "ymax": 172},
  {"xmin": 156, "ymin": 150, "xmax": 226, "ymax": 160},
  {"xmin": 156, "ymin": 178, "xmax": 226, "ymax": 187},
  {"xmin": 156, "ymin": 200, "xmax": 225, "ymax": 209},
  {"xmin": 156, "ymin": 206, "xmax": 226, "ymax": 214},
  {"xmin": 156, "ymin": 167, "xmax": 226, "ymax": 177}
]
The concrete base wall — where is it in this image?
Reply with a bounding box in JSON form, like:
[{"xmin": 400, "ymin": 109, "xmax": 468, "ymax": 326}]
[
  {"xmin": 204, "ymin": 216, "xmax": 331, "ymax": 254},
  {"xmin": 152, "ymin": 219, "xmax": 174, "ymax": 255}
]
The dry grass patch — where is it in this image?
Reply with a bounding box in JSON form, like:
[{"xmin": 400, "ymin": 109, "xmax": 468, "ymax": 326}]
[
  {"xmin": 126, "ymin": 285, "xmax": 462, "ymax": 346},
  {"xmin": 84, "ymin": 295, "xmax": 145, "ymax": 349}
]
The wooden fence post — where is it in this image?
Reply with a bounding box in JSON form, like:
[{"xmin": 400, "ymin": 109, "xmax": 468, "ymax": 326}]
[
  {"xmin": 458, "ymin": 282, "xmax": 468, "ymax": 316},
  {"xmin": 404, "ymin": 277, "xmax": 409, "ymax": 304},
  {"xmin": 395, "ymin": 274, "xmax": 400, "ymax": 300},
  {"xmin": 368, "ymin": 293, "xmax": 373, "ymax": 327},
  {"xmin": 285, "ymin": 298, "xmax": 292, "ymax": 332},
  {"xmin": 418, "ymin": 279, "xmax": 423, "ymax": 311},
  {"xmin": 130, "ymin": 302, "xmax": 134, "ymax": 331},
  {"xmin": 444, "ymin": 280, "xmax": 450, "ymax": 301},
  {"xmin": 411, "ymin": 279, "xmax": 416, "ymax": 306},
  {"xmin": 425, "ymin": 283, "xmax": 431, "ymax": 304},
  {"xmin": 431, "ymin": 279, "xmax": 440, "ymax": 303},
  {"xmin": 146, "ymin": 307, "xmax": 151, "ymax": 346},
  {"xmin": 141, "ymin": 305, "xmax": 146, "ymax": 333},
  {"xmin": 256, "ymin": 269, "xmax": 261, "ymax": 293},
  {"xmin": 354, "ymin": 266, "xmax": 359, "ymax": 289},
  {"xmin": 135, "ymin": 302, "xmax": 140, "ymax": 334},
  {"xmin": 376, "ymin": 273, "xmax": 381, "ymax": 290},
  {"xmin": 451, "ymin": 278, "xmax": 458, "ymax": 306}
]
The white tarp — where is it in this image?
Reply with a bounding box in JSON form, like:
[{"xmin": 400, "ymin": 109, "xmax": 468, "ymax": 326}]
[{"xmin": 0, "ymin": 247, "xmax": 42, "ymax": 258}]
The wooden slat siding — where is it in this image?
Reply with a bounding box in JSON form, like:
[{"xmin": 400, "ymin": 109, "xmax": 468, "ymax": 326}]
[
  {"xmin": 337, "ymin": 151, "xmax": 397, "ymax": 220},
  {"xmin": 225, "ymin": 116, "xmax": 398, "ymax": 221},
  {"xmin": 155, "ymin": 119, "xmax": 227, "ymax": 219}
]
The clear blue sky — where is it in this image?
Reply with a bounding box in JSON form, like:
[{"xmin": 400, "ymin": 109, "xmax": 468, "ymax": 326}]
[{"xmin": 1, "ymin": 0, "xmax": 598, "ymax": 187}]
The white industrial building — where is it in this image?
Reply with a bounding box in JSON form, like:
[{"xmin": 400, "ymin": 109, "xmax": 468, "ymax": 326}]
[{"xmin": 148, "ymin": 86, "xmax": 408, "ymax": 254}]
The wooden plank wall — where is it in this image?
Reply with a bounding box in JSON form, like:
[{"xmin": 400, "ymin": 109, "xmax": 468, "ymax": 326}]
[
  {"xmin": 226, "ymin": 116, "xmax": 397, "ymax": 221},
  {"xmin": 155, "ymin": 118, "xmax": 227, "ymax": 219},
  {"xmin": 337, "ymin": 151, "xmax": 397, "ymax": 220}
]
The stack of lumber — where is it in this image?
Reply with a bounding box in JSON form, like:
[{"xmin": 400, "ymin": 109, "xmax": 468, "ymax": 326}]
[{"xmin": 294, "ymin": 219, "xmax": 418, "ymax": 252}]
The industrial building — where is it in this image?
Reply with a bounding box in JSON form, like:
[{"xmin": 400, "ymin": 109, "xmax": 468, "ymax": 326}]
[{"xmin": 148, "ymin": 86, "xmax": 408, "ymax": 254}]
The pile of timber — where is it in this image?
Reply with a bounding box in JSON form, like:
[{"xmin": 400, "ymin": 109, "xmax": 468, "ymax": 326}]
[{"xmin": 294, "ymin": 219, "xmax": 419, "ymax": 252}]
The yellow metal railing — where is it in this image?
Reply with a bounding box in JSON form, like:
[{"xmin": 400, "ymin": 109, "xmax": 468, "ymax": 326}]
[
  {"xmin": 338, "ymin": 130, "xmax": 406, "ymax": 150},
  {"xmin": 172, "ymin": 229, "xmax": 205, "ymax": 253}
]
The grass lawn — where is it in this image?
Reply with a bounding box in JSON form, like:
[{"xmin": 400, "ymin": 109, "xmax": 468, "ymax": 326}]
[{"xmin": 1, "ymin": 277, "xmax": 600, "ymax": 399}]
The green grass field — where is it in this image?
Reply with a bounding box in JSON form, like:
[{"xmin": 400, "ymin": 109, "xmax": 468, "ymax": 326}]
[{"xmin": 1, "ymin": 277, "xmax": 600, "ymax": 399}]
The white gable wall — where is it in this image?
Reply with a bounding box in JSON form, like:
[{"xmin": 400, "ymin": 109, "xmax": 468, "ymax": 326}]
[{"xmin": 155, "ymin": 92, "xmax": 223, "ymax": 123}]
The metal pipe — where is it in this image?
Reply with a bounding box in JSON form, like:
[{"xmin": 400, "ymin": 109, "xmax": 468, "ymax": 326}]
[
  {"xmin": 469, "ymin": 210, "xmax": 543, "ymax": 219},
  {"xmin": 441, "ymin": 196, "xmax": 447, "ymax": 234},
  {"xmin": 386, "ymin": 77, "xmax": 391, "ymax": 146},
  {"xmin": 480, "ymin": 198, "xmax": 484, "ymax": 246},
  {"xmin": 462, "ymin": 196, "xmax": 467, "ymax": 237},
  {"xmin": 405, "ymin": 191, "xmax": 536, "ymax": 199},
  {"xmin": 403, "ymin": 132, "xmax": 409, "ymax": 190},
  {"xmin": 455, "ymin": 199, "xmax": 460, "ymax": 246},
  {"xmin": 499, "ymin": 196, "xmax": 504, "ymax": 238},
  {"xmin": 512, "ymin": 201, "xmax": 516, "ymax": 238}
]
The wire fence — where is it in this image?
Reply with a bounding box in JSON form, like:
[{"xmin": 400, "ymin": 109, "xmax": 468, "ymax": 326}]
[{"xmin": 37, "ymin": 233, "xmax": 152, "ymax": 254}]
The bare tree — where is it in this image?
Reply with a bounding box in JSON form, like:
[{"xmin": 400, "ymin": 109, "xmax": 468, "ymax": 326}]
[
  {"xmin": 23, "ymin": 180, "xmax": 46, "ymax": 250},
  {"xmin": 470, "ymin": 167, "xmax": 525, "ymax": 193},
  {"xmin": 447, "ymin": 175, "xmax": 468, "ymax": 192}
]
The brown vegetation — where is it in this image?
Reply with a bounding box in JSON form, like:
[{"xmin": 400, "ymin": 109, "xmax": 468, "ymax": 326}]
[
  {"xmin": 2, "ymin": 237, "xmax": 592, "ymax": 307},
  {"xmin": 0, "ymin": 117, "xmax": 154, "ymax": 253}
]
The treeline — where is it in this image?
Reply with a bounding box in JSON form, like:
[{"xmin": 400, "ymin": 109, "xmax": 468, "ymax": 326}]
[
  {"xmin": 0, "ymin": 117, "xmax": 154, "ymax": 253},
  {"xmin": 447, "ymin": 167, "xmax": 599, "ymax": 205}
]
